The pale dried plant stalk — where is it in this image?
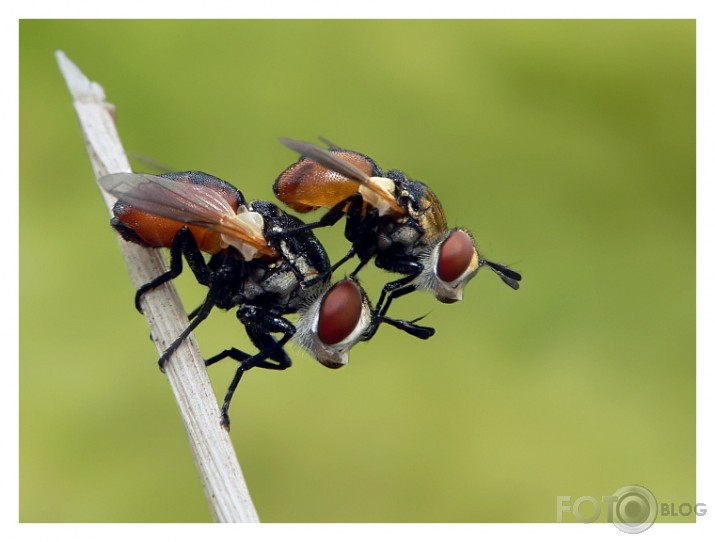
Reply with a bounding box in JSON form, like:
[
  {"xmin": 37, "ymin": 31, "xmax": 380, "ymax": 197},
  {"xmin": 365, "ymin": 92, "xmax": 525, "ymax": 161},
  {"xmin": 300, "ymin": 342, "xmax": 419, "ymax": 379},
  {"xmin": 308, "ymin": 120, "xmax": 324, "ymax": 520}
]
[{"xmin": 56, "ymin": 50, "xmax": 259, "ymax": 523}]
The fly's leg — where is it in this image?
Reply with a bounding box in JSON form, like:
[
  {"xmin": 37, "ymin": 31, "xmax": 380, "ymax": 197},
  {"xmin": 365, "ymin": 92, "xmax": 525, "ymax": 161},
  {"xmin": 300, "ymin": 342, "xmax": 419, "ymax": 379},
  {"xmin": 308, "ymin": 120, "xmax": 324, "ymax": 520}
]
[
  {"xmin": 133, "ymin": 226, "xmax": 212, "ymax": 313},
  {"xmin": 157, "ymin": 297, "xmax": 216, "ymax": 371},
  {"xmin": 211, "ymin": 307, "xmax": 295, "ymax": 430},
  {"xmin": 267, "ymin": 193, "xmax": 364, "ymax": 239}
]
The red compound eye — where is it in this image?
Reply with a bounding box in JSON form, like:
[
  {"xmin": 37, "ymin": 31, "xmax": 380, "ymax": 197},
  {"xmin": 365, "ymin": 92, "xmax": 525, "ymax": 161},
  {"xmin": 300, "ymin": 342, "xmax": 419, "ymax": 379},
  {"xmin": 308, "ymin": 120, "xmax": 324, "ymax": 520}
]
[
  {"xmin": 318, "ymin": 280, "xmax": 364, "ymax": 345},
  {"xmin": 437, "ymin": 230, "xmax": 475, "ymax": 283}
]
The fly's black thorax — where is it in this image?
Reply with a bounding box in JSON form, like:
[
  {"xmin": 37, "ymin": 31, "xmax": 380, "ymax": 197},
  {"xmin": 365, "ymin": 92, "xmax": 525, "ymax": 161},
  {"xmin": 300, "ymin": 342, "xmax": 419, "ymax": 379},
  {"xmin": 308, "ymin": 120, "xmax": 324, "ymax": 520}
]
[
  {"xmin": 239, "ymin": 200, "xmax": 332, "ymax": 313},
  {"xmin": 375, "ymin": 172, "xmax": 447, "ymax": 257}
]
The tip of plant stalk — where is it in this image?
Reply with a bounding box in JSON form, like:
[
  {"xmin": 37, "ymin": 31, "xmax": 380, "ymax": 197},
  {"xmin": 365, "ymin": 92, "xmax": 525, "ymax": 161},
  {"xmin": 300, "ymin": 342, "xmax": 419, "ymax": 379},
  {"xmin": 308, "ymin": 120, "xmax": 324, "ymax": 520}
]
[{"xmin": 55, "ymin": 50, "xmax": 107, "ymax": 103}]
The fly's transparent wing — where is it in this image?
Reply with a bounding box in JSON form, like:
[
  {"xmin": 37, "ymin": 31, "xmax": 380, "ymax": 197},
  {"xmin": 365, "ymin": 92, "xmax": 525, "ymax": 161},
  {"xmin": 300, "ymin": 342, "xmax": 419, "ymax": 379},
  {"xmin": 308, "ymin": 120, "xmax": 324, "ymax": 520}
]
[
  {"xmin": 279, "ymin": 138, "xmax": 402, "ymax": 215},
  {"xmin": 99, "ymin": 172, "xmax": 276, "ymax": 257}
]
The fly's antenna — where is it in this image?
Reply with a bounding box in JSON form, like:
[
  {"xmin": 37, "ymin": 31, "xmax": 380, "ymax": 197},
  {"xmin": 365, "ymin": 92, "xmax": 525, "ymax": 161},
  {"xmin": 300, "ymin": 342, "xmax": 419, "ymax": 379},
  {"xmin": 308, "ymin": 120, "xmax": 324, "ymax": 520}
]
[{"xmin": 481, "ymin": 259, "xmax": 522, "ymax": 290}]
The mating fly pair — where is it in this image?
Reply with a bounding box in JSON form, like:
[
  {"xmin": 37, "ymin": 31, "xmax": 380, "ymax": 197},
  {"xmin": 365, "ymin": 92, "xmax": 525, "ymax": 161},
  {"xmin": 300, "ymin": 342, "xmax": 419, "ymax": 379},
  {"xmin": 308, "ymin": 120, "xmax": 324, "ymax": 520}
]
[
  {"xmin": 99, "ymin": 170, "xmax": 432, "ymax": 429},
  {"xmin": 100, "ymin": 138, "xmax": 521, "ymax": 429}
]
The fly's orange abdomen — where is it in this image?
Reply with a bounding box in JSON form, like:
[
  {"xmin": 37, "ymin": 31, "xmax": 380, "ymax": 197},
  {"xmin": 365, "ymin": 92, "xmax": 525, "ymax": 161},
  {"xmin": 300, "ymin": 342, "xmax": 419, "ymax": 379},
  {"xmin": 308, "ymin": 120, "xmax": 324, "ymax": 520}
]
[
  {"xmin": 274, "ymin": 149, "xmax": 378, "ymax": 212},
  {"xmin": 112, "ymin": 204, "xmax": 225, "ymax": 253}
]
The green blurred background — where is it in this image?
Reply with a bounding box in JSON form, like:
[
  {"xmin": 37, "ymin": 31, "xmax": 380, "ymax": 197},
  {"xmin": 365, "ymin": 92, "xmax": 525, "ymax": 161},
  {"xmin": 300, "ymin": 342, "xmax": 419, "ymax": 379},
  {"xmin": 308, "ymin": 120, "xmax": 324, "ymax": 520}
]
[{"xmin": 19, "ymin": 20, "xmax": 695, "ymax": 522}]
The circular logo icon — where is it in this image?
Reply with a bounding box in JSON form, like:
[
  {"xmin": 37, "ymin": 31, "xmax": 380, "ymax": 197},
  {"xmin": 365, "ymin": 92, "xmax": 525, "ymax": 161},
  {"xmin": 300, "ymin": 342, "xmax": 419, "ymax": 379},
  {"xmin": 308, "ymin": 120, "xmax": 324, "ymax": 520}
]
[{"xmin": 612, "ymin": 484, "xmax": 657, "ymax": 534}]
